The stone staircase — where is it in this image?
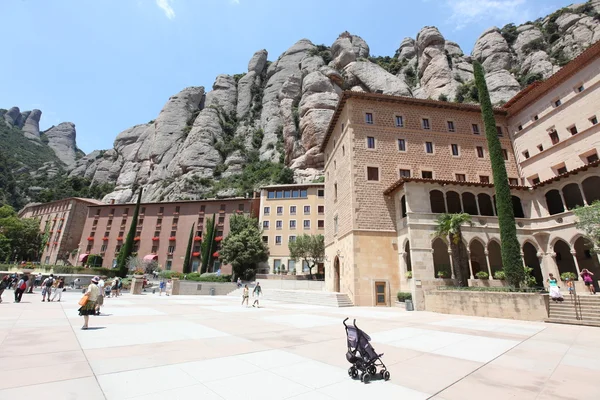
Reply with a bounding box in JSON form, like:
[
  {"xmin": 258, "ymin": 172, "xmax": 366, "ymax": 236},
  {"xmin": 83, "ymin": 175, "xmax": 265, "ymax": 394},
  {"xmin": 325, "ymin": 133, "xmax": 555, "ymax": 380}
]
[
  {"xmin": 228, "ymin": 287, "xmax": 353, "ymax": 307},
  {"xmin": 546, "ymin": 295, "xmax": 600, "ymax": 327}
]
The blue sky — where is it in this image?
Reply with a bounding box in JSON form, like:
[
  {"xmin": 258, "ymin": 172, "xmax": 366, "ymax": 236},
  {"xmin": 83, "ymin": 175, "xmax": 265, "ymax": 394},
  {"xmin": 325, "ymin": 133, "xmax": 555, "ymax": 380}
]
[{"xmin": 1, "ymin": 0, "xmax": 571, "ymax": 153}]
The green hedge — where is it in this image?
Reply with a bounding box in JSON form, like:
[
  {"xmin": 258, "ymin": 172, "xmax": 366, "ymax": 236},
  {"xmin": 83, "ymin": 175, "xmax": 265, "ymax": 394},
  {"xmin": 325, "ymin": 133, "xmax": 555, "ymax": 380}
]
[
  {"xmin": 397, "ymin": 292, "xmax": 412, "ymax": 302},
  {"xmin": 185, "ymin": 272, "xmax": 232, "ymax": 282}
]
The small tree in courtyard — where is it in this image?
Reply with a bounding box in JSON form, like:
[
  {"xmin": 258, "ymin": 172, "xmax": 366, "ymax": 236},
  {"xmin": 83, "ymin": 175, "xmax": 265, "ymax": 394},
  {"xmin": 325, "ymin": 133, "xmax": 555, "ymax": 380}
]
[
  {"xmin": 220, "ymin": 214, "xmax": 268, "ymax": 280},
  {"xmin": 433, "ymin": 213, "xmax": 472, "ymax": 286},
  {"xmin": 474, "ymin": 61, "xmax": 524, "ymax": 287},
  {"xmin": 201, "ymin": 214, "xmax": 216, "ymax": 273},
  {"xmin": 288, "ymin": 234, "xmax": 325, "ymax": 279},
  {"xmin": 574, "ymin": 201, "xmax": 600, "ymax": 247}
]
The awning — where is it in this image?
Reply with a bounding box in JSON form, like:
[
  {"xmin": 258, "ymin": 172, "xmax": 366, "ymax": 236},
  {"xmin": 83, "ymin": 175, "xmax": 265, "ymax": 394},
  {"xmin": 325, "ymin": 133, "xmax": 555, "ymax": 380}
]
[
  {"xmin": 143, "ymin": 254, "xmax": 158, "ymax": 262},
  {"xmin": 79, "ymin": 254, "xmax": 89, "ymax": 263}
]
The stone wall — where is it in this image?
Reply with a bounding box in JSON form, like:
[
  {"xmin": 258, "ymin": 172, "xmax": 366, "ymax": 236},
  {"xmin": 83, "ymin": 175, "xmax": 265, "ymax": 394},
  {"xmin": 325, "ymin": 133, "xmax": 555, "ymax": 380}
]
[
  {"xmin": 174, "ymin": 281, "xmax": 238, "ymax": 296},
  {"xmin": 425, "ymin": 290, "xmax": 550, "ymax": 321}
]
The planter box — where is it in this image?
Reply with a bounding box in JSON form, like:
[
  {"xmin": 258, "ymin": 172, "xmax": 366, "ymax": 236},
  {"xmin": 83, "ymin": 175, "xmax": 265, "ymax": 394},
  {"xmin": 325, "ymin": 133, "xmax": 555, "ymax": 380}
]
[{"xmin": 468, "ymin": 279, "xmax": 508, "ymax": 288}]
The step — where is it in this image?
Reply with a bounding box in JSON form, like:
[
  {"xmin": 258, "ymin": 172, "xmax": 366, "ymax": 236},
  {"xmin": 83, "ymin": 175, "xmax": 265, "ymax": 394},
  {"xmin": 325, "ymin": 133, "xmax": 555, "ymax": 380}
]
[{"xmin": 545, "ymin": 318, "xmax": 600, "ymax": 328}]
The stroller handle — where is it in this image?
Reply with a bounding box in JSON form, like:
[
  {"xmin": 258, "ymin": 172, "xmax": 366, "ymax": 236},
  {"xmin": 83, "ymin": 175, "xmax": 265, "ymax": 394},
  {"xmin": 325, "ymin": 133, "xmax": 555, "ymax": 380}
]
[{"xmin": 342, "ymin": 318, "xmax": 357, "ymax": 328}]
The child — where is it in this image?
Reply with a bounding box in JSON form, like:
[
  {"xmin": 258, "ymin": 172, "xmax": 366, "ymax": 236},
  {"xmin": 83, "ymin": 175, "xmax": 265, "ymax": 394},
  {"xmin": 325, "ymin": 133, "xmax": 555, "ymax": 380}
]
[
  {"xmin": 242, "ymin": 284, "xmax": 249, "ymax": 307},
  {"xmin": 566, "ymin": 278, "xmax": 574, "ymax": 296},
  {"xmin": 159, "ymin": 280, "xmax": 166, "ymax": 296},
  {"xmin": 105, "ymin": 283, "xmax": 112, "ymax": 298}
]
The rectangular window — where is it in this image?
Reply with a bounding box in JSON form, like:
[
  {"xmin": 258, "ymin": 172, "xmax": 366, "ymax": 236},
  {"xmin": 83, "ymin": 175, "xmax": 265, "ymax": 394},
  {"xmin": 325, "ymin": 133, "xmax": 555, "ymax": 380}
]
[
  {"xmin": 399, "ymin": 169, "xmax": 411, "ymax": 178},
  {"xmin": 318, "ymin": 220, "xmax": 324, "ymax": 228},
  {"xmin": 317, "ymin": 189, "xmax": 324, "ymax": 198},
  {"xmin": 289, "ymin": 236, "xmax": 296, "ymax": 243},
  {"xmin": 262, "ymin": 236, "xmax": 268, "ymax": 243},
  {"xmin": 425, "ymin": 142, "xmax": 434, "ymax": 154},
  {"xmin": 398, "ymin": 139, "xmax": 406, "ymax": 152},
  {"xmin": 532, "ymin": 177, "xmax": 541, "ymax": 185},
  {"xmin": 290, "ymin": 206, "xmax": 296, "ymax": 215},
  {"xmin": 166, "ymin": 260, "xmax": 172, "ymax": 270},
  {"xmin": 523, "ymin": 150, "xmax": 530, "ymax": 159},
  {"xmin": 300, "ymin": 189, "xmax": 307, "ymax": 198},
  {"xmin": 220, "ymin": 203, "xmax": 226, "ymax": 211},
  {"xmin": 174, "ymin": 206, "xmax": 180, "ymax": 213},
  {"xmin": 334, "ymin": 215, "xmax": 338, "ymax": 235},
  {"xmin": 422, "ymin": 118, "xmax": 430, "ymax": 130},
  {"xmin": 578, "ymin": 85, "xmax": 585, "ymax": 92},
  {"xmin": 549, "ymin": 130, "xmax": 560, "ymax": 145},
  {"xmin": 367, "ymin": 136, "xmax": 376, "ymax": 149},
  {"xmin": 276, "ymin": 220, "xmax": 283, "ymax": 229},
  {"xmin": 267, "ymin": 191, "xmax": 275, "ymax": 199},
  {"xmin": 509, "ymin": 178, "xmax": 519, "ymax": 186},
  {"xmin": 275, "ymin": 236, "xmax": 282, "ymax": 245},
  {"xmin": 537, "ymin": 144, "xmax": 544, "ymax": 152},
  {"xmin": 318, "ymin": 205, "xmax": 324, "ymax": 214},
  {"xmin": 455, "ymin": 174, "xmax": 466, "ymax": 182},
  {"xmin": 334, "ymin": 183, "xmax": 338, "ymax": 201},
  {"xmin": 421, "ymin": 171, "xmax": 433, "ymax": 179},
  {"xmin": 304, "ymin": 205, "xmax": 311, "ymax": 214},
  {"xmin": 303, "ymin": 220, "xmax": 311, "ymax": 229},
  {"xmin": 586, "ymin": 153, "xmax": 599, "ymax": 163},
  {"xmin": 472, "ymin": 124, "xmax": 480, "ymax": 134},
  {"xmin": 480, "ymin": 176, "xmax": 490, "ymax": 183},
  {"xmin": 264, "ymin": 207, "xmax": 270, "ymax": 215},
  {"xmin": 284, "ymin": 190, "xmax": 291, "ymax": 198},
  {"xmin": 168, "ymin": 246, "xmax": 175, "ymax": 253},
  {"xmin": 276, "ymin": 206, "xmax": 283, "ymax": 215},
  {"xmin": 367, "ymin": 167, "xmax": 379, "ymax": 181},
  {"xmin": 262, "ymin": 221, "xmax": 269, "ymax": 229},
  {"xmin": 557, "ymin": 165, "xmax": 568, "ymax": 175},
  {"xmin": 590, "ymin": 116, "xmax": 598, "ymax": 125},
  {"xmin": 502, "ymin": 149, "xmax": 508, "ymax": 160},
  {"xmin": 289, "ymin": 220, "xmax": 296, "ymax": 229},
  {"xmin": 292, "ymin": 189, "xmax": 299, "ymax": 198},
  {"xmin": 395, "ymin": 116, "xmax": 404, "ymax": 127},
  {"xmin": 101, "ymin": 244, "xmax": 107, "ymax": 252},
  {"xmin": 276, "ymin": 191, "xmax": 283, "ymax": 199},
  {"xmin": 476, "ymin": 146, "xmax": 484, "ymax": 158},
  {"xmin": 159, "ymin": 206, "xmax": 164, "ymax": 214},
  {"xmin": 569, "ymin": 125, "xmax": 578, "ymax": 135},
  {"xmin": 451, "ymin": 144, "xmax": 459, "ymax": 156},
  {"xmin": 365, "ymin": 113, "xmax": 373, "ymax": 124},
  {"xmin": 447, "ymin": 121, "xmax": 455, "ymax": 132},
  {"xmin": 554, "ymin": 99, "xmax": 562, "ymax": 107},
  {"xmin": 238, "ymin": 203, "xmax": 245, "ymax": 211},
  {"xmin": 341, "ymin": 123, "xmax": 344, "ymax": 132},
  {"xmin": 496, "ymin": 126, "xmax": 503, "ymax": 137}
]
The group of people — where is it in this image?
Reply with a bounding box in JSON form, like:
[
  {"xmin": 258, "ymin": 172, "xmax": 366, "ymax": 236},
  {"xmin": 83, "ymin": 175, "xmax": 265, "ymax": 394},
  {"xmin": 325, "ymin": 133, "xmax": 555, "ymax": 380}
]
[
  {"xmin": 0, "ymin": 273, "xmax": 34, "ymax": 303},
  {"xmin": 241, "ymin": 282, "xmax": 262, "ymax": 308},
  {"xmin": 548, "ymin": 268, "xmax": 596, "ymax": 301}
]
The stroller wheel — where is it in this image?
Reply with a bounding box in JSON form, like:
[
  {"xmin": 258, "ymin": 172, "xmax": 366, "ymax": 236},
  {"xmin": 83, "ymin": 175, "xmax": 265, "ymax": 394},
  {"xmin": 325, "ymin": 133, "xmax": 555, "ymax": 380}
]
[
  {"xmin": 383, "ymin": 370, "xmax": 390, "ymax": 381},
  {"xmin": 348, "ymin": 366, "xmax": 358, "ymax": 379},
  {"xmin": 367, "ymin": 366, "xmax": 376, "ymax": 375},
  {"xmin": 362, "ymin": 373, "xmax": 372, "ymax": 384}
]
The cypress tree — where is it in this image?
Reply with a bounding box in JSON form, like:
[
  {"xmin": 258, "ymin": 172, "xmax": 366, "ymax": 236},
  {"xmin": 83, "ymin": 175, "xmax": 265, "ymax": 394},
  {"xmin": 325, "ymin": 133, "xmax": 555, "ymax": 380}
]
[
  {"xmin": 116, "ymin": 189, "xmax": 143, "ymax": 278},
  {"xmin": 473, "ymin": 62, "xmax": 525, "ymax": 287},
  {"xmin": 182, "ymin": 223, "xmax": 195, "ymax": 274},
  {"xmin": 200, "ymin": 214, "xmax": 216, "ymax": 273}
]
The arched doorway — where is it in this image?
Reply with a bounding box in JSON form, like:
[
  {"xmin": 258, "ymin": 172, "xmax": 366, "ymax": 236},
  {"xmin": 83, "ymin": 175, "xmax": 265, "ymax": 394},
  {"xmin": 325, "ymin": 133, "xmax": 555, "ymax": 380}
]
[
  {"xmin": 562, "ymin": 183, "xmax": 585, "ymax": 210},
  {"xmin": 333, "ymin": 256, "xmax": 340, "ymax": 292},
  {"xmin": 554, "ymin": 240, "xmax": 577, "ymax": 279},
  {"xmin": 430, "ymin": 190, "xmax": 446, "ymax": 213},
  {"xmin": 478, "ymin": 194, "xmax": 494, "ymax": 216},
  {"xmin": 546, "ymin": 190, "xmax": 564, "ymax": 215},
  {"xmin": 582, "ymin": 176, "xmax": 600, "ymax": 204},
  {"xmin": 401, "ymin": 195, "xmax": 407, "ymax": 218},
  {"xmin": 487, "ymin": 241, "xmax": 503, "ymax": 276},
  {"xmin": 523, "ymin": 242, "xmax": 543, "ymax": 286},
  {"xmin": 574, "ymin": 237, "xmax": 600, "ymax": 288},
  {"xmin": 432, "ymin": 238, "xmax": 451, "ymax": 278},
  {"xmin": 446, "ymin": 191, "xmax": 462, "ymax": 213},
  {"xmin": 469, "ymin": 240, "xmax": 488, "ymax": 277},
  {"xmin": 404, "ymin": 241, "xmax": 412, "ymax": 273}
]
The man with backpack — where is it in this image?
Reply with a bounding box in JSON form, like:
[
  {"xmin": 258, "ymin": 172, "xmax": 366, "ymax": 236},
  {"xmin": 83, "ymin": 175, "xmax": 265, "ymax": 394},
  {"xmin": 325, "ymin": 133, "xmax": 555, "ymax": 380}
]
[
  {"xmin": 42, "ymin": 274, "xmax": 54, "ymax": 302},
  {"xmin": 252, "ymin": 282, "xmax": 262, "ymax": 308},
  {"xmin": 14, "ymin": 274, "xmax": 28, "ymax": 303}
]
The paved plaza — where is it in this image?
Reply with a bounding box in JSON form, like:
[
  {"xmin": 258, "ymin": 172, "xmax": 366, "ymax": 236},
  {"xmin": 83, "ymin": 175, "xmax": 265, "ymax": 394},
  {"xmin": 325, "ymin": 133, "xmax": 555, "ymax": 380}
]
[{"xmin": 0, "ymin": 289, "xmax": 598, "ymax": 400}]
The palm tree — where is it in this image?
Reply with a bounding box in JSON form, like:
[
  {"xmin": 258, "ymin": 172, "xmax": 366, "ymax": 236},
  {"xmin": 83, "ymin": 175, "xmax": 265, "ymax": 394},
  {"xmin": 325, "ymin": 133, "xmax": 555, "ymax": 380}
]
[{"xmin": 433, "ymin": 213, "xmax": 472, "ymax": 287}]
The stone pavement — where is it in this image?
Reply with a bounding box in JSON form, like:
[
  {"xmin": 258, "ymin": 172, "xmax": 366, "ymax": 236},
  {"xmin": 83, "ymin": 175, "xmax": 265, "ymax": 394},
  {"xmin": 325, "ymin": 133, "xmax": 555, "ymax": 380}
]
[{"xmin": 0, "ymin": 290, "xmax": 598, "ymax": 400}]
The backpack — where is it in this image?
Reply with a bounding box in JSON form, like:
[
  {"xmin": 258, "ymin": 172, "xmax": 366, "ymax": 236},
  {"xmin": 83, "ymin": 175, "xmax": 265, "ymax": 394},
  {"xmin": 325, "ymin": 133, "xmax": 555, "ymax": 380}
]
[
  {"xmin": 19, "ymin": 281, "xmax": 26, "ymax": 290},
  {"xmin": 118, "ymin": 281, "xmax": 122, "ymax": 289},
  {"xmin": 45, "ymin": 277, "xmax": 54, "ymax": 287}
]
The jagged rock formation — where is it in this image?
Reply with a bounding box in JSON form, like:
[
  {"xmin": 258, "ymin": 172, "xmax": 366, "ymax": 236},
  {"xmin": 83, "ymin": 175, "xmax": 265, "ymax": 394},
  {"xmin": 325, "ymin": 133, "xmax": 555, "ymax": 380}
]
[{"xmin": 11, "ymin": 1, "xmax": 600, "ymax": 203}]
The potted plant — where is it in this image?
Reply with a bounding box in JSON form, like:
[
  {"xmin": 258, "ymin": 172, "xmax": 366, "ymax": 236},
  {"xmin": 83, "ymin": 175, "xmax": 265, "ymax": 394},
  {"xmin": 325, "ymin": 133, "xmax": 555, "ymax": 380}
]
[
  {"xmin": 437, "ymin": 270, "xmax": 449, "ymax": 279},
  {"xmin": 560, "ymin": 272, "xmax": 577, "ymax": 281},
  {"xmin": 397, "ymin": 292, "xmax": 413, "ymax": 311},
  {"xmin": 406, "ymin": 271, "xmax": 413, "ymax": 279},
  {"xmin": 475, "ymin": 271, "xmax": 489, "ymax": 280},
  {"xmin": 494, "ymin": 270, "xmax": 506, "ymax": 280}
]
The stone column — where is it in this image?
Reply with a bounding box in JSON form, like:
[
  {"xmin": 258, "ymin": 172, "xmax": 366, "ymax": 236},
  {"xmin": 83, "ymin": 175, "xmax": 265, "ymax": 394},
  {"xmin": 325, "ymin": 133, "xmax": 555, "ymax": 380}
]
[
  {"xmin": 484, "ymin": 250, "xmax": 493, "ymax": 279},
  {"xmin": 577, "ymin": 183, "xmax": 588, "ymax": 206},
  {"xmin": 558, "ymin": 190, "xmax": 567, "ymax": 211},
  {"xmin": 448, "ymin": 249, "xmax": 455, "ymax": 279},
  {"xmin": 467, "ymin": 251, "xmax": 475, "ymax": 279},
  {"xmin": 475, "ymin": 196, "xmax": 481, "ymax": 216},
  {"xmin": 570, "ymin": 250, "xmax": 582, "ymax": 275},
  {"xmin": 458, "ymin": 194, "xmax": 464, "ymax": 213}
]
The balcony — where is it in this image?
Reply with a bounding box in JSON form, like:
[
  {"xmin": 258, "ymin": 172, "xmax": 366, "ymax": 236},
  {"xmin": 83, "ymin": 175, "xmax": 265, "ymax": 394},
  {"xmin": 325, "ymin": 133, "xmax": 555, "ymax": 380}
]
[
  {"xmin": 173, "ymin": 212, "xmax": 179, "ymax": 216},
  {"xmin": 158, "ymin": 212, "xmax": 163, "ymax": 216},
  {"xmin": 94, "ymin": 215, "xmax": 99, "ymax": 219},
  {"xmin": 122, "ymin": 214, "xmax": 128, "ymax": 218},
  {"xmin": 219, "ymin": 210, "xmax": 226, "ymax": 214},
  {"xmin": 91, "ymin": 226, "xmax": 97, "ymax": 231},
  {"xmin": 108, "ymin": 214, "xmax": 114, "ymax": 217}
]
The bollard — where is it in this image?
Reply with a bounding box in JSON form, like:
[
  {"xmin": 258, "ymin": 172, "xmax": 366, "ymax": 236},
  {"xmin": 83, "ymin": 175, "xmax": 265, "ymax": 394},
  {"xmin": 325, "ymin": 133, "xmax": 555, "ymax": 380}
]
[
  {"xmin": 405, "ymin": 299, "xmax": 414, "ymax": 311},
  {"xmin": 210, "ymin": 287, "xmax": 215, "ymax": 296}
]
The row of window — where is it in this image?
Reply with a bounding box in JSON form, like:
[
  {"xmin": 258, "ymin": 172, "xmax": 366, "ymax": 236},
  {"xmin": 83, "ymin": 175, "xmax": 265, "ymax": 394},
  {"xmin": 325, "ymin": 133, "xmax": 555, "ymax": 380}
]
[
  {"xmin": 527, "ymin": 152, "xmax": 599, "ymax": 185},
  {"xmin": 363, "ymin": 112, "xmax": 504, "ymax": 136},
  {"xmin": 263, "ymin": 205, "xmax": 324, "ymax": 215},
  {"xmin": 521, "ymin": 118, "xmax": 598, "ymax": 160},
  {"xmin": 262, "ymin": 220, "xmax": 324, "ymax": 229},
  {"xmin": 266, "ymin": 188, "xmax": 324, "ymax": 199},
  {"xmin": 93, "ymin": 203, "xmax": 241, "ymax": 217},
  {"xmin": 263, "ymin": 235, "xmax": 299, "ymax": 245},
  {"xmin": 366, "ymin": 165, "xmax": 519, "ymax": 185}
]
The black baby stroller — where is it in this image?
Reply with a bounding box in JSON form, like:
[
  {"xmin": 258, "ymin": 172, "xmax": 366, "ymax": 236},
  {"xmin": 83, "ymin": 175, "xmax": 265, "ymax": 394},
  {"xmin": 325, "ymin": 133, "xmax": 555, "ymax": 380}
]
[{"xmin": 343, "ymin": 318, "xmax": 390, "ymax": 383}]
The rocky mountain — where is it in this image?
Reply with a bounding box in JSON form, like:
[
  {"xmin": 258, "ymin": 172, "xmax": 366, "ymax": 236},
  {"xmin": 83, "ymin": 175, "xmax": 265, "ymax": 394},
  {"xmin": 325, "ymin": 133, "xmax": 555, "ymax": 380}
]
[{"xmin": 7, "ymin": 1, "xmax": 600, "ymax": 204}]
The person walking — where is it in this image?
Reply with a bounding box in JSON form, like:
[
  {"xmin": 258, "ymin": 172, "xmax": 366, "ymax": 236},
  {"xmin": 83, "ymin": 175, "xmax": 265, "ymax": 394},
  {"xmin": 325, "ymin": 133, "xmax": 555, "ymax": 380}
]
[
  {"xmin": 242, "ymin": 284, "xmax": 249, "ymax": 307},
  {"xmin": 237, "ymin": 277, "xmax": 242, "ymax": 288},
  {"xmin": 14, "ymin": 274, "xmax": 28, "ymax": 303},
  {"xmin": 548, "ymin": 273, "xmax": 563, "ymax": 301},
  {"xmin": 79, "ymin": 276, "xmax": 100, "ymax": 330},
  {"xmin": 0, "ymin": 275, "xmax": 9, "ymax": 303},
  {"xmin": 95, "ymin": 277, "xmax": 105, "ymax": 315},
  {"xmin": 112, "ymin": 278, "xmax": 119, "ymax": 297},
  {"xmin": 159, "ymin": 280, "xmax": 166, "ymax": 296},
  {"xmin": 166, "ymin": 279, "xmax": 172, "ymax": 296},
  {"xmin": 252, "ymin": 282, "xmax": 262, "ymax": 308},
  {"xmin": 41, "ymin": 274, "xmax": 54, "ymax": 302},
  {"xmin": 580, "ymin": 269, "xmax": 596, "ymax": 294},
  {"xmin": 34, "ymin": 273, "xmax": 42, "ymax": 288},
  {"xmin": 51, "ymin": 277, "xmax": 65, "ymax": 302}
]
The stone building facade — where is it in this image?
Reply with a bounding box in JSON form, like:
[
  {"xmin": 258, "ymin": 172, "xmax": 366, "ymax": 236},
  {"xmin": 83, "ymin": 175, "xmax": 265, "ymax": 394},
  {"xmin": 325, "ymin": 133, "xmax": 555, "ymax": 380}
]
[
  {"xmin": 258, "ymin": 183, "xmax": 325, "ymax": 275},
  {"xmin": 19, "ymin": 198, "xmax": 103, "ymax": 265},
  {"xmin": 78, "ymin": 197, "xmax": 259, "ymax": 273},
  {"xmin": 322, "ymin": 41, "xmax": 600, "ymax": 308}
]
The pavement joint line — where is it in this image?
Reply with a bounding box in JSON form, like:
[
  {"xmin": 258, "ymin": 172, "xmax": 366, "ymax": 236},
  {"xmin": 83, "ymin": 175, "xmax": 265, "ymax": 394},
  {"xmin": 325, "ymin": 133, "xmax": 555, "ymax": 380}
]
[{"xmin": 426, "ymin": 328, "xmax": 547, "ymax": 399}]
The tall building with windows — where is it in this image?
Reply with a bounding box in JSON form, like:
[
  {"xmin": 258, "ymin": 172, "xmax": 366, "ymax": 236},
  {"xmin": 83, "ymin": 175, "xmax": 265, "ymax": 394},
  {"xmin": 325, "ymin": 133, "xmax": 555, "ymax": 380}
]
[
  {"xmin": 18, "ymin": 197, "xmax": 104, "ymax": 265},
  {"xmin": 258, "ymin": 183, "xmax": 325, "ymax": 274},
  {"xmin": 78, "ymin": 197, "xmax": 258, "ymax": 273},
  {"xmin": 322, "ymin": 41, "xmax": 600, "ymax": 309}
]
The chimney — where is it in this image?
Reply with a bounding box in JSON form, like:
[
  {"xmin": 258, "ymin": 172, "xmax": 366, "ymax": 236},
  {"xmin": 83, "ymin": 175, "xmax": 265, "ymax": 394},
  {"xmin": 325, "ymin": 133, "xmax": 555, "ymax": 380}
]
[{"xmin": 110, "ymin": 199, "xmax": 115, "ymax": 205}]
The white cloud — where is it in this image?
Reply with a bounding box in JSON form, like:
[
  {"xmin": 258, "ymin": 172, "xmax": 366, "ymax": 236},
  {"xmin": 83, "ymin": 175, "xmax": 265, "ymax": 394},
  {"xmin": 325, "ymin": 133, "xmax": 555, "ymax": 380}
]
[
  {"xmin": 443, "ymin": 0, "xmax": 532, "ymax": 30},
  {"xmin": 231, "ymin": 0, "xmax": 240, "ymax": 4},
  {"xmin": 156, "ymin": 0, "xmax": 175, "ymax": 19}
]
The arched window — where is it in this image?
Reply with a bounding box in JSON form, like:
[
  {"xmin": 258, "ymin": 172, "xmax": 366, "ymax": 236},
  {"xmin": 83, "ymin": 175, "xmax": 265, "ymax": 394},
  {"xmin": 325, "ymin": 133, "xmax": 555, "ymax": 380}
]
[
  {"xmin": 462, "ymin": 192, "xmax": 478, "ymax": 215},
  {"xmin": 562, "ymin": 183, "xmax": 584, "ymax": 210},
  {"xmin": 582, "ymin": 176, "xmax": 600, "ymax": 204},
  {"xmin": 488, "ymin": 241, "xmax": 502, "ymax": 276},
  {"xmin": 401, "ymin": 195, "xmax": 407, "ymax": 218},
  {"xmin": 478, "ymin": 193, "xmax": 494, "ymax": 216},
  {"xmin": 430, "ymin": 190, "xmax": 446, "ymax": 213},
  {"xmin": 404, "ymin": 241, "xmax": 412, "ymax": 272},
  {"xmin": 446, "ymin": 191, "xmax": 462, "ymax": 213},
  {"xmin": 523, "ymin": 242, "xmax": 543, "ymax": 286},
  {"xmin": 512, "ymin": 196, "xmax": 525, "ymax": 218},
  {"xmin": 554, "ymin": 240, "xmax": 577, "ymax": 278},
  {"xmin": 545, "ymin": 190, "xmax": 565, "ymax": 215},
  {"xmin": 432, "ymin": 238, "xmax": 451, "ymax": 278}
]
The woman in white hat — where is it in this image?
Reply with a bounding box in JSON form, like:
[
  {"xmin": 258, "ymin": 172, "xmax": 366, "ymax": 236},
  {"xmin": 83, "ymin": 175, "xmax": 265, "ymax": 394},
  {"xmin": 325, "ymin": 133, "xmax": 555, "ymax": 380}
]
[{"xmin": 79, "ymin": 276, "xmax": 100, "ymax": 330}]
